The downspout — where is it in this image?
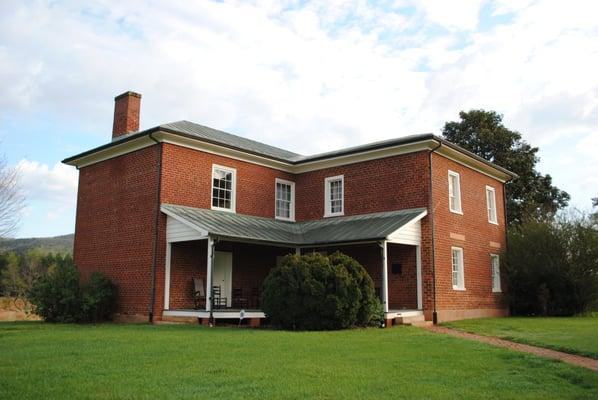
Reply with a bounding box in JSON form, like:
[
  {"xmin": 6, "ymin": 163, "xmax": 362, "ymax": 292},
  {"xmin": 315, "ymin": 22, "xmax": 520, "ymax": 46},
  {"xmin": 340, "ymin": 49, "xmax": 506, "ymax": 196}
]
[
  {"xmin": 429, "ymin": 140, "xmax": 442, "ymax": 324},
  {"xmin": 148, "ymin": 132, "xmax": 163, "ymax": 323}
]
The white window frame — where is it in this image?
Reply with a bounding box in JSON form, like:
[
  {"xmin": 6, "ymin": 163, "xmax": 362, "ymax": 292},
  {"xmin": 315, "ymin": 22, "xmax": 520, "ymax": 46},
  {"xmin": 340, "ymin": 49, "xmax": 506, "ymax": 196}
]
[
  {"xmin": 275, "ymin": 178, "xmax": 295, "ymax": 221},
  {"xmin": 491, "ymin": 254, "xmax": 501, "ymax": 292},
  {"xmin": 324, "ymin": 175, "xmax": 344, "ymax": 217},
  {"xmin": 451, "ymin": 247, "xmax": 465, "ymax": 291},
  {"xmin": 486, "ymin": 185, "xmax": 498, "ymax": 225},
  {"xmin": 448, "ymin": 170, "xmax": 462, "ymax": 214},
  {"xmin": 211, "ymin": 164, "xmax": 236, "ymax": 213}
]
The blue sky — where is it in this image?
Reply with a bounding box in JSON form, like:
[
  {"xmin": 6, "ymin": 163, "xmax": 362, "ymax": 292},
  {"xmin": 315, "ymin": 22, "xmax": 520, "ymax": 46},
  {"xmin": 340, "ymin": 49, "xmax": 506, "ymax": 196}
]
[{"xmin": 1, "ymin": 0, "xmax": 597, "ymax": 238}]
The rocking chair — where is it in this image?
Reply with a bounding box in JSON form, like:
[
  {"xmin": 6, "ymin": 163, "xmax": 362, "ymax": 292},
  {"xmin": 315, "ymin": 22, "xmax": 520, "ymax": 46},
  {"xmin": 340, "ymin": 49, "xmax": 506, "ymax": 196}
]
[{"xmin": 193, "ymin": 277, "xmax": 206, "ymax": 309}]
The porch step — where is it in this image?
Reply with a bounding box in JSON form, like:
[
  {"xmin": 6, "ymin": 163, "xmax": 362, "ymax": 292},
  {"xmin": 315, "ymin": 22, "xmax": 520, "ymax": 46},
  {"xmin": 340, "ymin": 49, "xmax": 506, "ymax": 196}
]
[{"xmin": 394, "ymin": 314, "xmax": 426, "ymax": 325}]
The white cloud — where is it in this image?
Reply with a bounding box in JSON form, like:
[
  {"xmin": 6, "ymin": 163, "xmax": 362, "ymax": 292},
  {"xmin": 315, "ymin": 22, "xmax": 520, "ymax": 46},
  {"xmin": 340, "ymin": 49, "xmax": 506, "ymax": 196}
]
[
  {"xmin": 16, "ymin": 159, "xmax": 78, "ymax": 206},
  {"xmin": 1, "ymin": 0, "xmax": 597, "ymax": 222}
]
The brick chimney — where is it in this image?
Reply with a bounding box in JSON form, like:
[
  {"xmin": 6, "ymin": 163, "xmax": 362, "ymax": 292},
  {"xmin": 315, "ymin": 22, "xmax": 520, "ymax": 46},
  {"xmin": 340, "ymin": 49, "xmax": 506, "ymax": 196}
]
[{"xmin": 112, "ymin": 91, "xmax": 142, "ymax": 139}]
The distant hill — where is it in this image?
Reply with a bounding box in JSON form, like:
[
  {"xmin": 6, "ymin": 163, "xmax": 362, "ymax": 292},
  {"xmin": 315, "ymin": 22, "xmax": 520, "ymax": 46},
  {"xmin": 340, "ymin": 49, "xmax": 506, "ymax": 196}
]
[{"xmin": 0, "ymin": 234, "xmax": 74, "ymax": 254}]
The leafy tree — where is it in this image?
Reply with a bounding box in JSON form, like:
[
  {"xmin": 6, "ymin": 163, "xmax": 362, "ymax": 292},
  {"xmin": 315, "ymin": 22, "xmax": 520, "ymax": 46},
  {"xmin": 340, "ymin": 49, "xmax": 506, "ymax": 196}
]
[
  {"xmin": 505, "ymin": 214, "xmax": 598, "ymax": 315},
  {"xmin": 442, "ymin": 110, "xmax": 569, "ymax": 225}
]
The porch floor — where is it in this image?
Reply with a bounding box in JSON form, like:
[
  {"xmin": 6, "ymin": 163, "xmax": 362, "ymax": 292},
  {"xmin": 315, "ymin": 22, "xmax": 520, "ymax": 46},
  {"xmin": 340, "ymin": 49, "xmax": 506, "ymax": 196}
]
[{"xmin": 163, "ymin": 309, "xmax": 265, "ymax": 319}]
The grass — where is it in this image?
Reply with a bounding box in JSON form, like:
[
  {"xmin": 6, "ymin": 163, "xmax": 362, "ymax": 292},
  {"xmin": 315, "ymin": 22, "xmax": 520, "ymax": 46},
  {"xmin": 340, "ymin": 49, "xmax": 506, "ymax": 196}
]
[
  {"xmin": 445, "ymin": 316, "xmax": 598, "ymax": 359},
  {"xmin": 1, "ymin": 323, "xmax": 598, "ymax": 399}
]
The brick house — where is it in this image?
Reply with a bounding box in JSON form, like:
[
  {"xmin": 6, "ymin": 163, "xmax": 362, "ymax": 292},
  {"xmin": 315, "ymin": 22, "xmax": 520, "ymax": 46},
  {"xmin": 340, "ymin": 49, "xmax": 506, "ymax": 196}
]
[{"xmin": 63, "ymin": 91, "xmax": 515, "ymax": 326}]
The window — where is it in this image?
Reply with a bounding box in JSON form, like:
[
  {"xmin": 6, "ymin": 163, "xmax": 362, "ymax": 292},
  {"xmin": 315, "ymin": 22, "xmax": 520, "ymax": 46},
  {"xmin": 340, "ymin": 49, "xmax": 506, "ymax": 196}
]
[
  {"xmin": 451, "ymin": 247, "xmax": 465, "ymax": 290},
  {"xmin": 486, "ymin": 186, "xmax": 498, "ymax": 224},
  {"xmin": 275, "ymin": 178, "xmax": 295, "ymax": 221},
  {"xmin": 324, "ymin": 175, "xmax": 344, "ymax": 217},
  {"xmin": 448, "ymin": 170, "xmax": 462, "ymax": 214},
  {"xmin": 491, "ymin": 254, "xmax": 501, "ymax": 292},
  {"xmin": 211, "ymin": 165, "xmax": 236, "ymax": 212}
]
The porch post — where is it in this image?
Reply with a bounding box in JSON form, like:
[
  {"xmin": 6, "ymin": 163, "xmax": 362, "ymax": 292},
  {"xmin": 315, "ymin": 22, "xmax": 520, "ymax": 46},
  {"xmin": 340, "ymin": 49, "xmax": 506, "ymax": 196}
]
[
  {"xmin": 416, "ymin": 245, "xmax": 423, "ymax": 310},
  {"xmin": 380, "ymin": 240, "xmax": 389, "ymax": 313},
  {"xmin": 163, "ymin": 242, "xmax": 172, "ymax": 310},
  {"xmin": 295, "ymin": 247, "xmax": 301, "ymax": 256},
  {"xmin": 206, "ymin": 236, "xmax": 214, "ymax": 313}
]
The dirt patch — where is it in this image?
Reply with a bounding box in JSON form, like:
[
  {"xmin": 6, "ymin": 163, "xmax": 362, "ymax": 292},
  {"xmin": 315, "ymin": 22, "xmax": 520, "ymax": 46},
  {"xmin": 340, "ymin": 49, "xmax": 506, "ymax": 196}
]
[
  {"xmin": 0, "ymin": 297, "xmax": 40, "ymax": 321},
  {"xmin": 426, "ymin": 325, "xmax": 598, "ymax": 372}
]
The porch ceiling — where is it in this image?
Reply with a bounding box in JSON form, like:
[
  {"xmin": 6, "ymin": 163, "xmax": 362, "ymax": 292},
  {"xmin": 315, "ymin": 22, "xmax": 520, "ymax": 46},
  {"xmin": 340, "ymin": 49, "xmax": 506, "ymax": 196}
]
[{"xmin": 161, "ymin": 204, "xmax": 426, "ymax": 246}]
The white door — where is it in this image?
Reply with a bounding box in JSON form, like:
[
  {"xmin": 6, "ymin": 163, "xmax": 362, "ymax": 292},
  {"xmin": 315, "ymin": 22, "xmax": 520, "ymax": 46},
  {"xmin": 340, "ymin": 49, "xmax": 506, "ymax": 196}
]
[{"xmin": 213, "ymin": 251, "xmax": 233, "ymax": 307}]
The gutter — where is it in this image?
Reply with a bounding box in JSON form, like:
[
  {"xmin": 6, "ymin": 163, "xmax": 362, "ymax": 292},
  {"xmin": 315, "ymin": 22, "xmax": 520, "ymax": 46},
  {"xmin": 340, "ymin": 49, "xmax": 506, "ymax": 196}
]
[
  {"xmin": 429, "ymin": 140, "xmax": 442, "ymax": 324},
  {"xmin": 148, "ymin": 132, "xmax": 163, "ymax": 323}
]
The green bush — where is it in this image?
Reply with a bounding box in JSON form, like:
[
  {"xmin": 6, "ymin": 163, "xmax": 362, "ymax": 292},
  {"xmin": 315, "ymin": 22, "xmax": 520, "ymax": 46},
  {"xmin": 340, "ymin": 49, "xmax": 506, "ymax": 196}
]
[
  {"xmin": 81, "ymin": 272, "xmax": 118, "ymax": 322},
  {"xmin": 27, "ymin": 257, "xmax": 81, "ymax": 322},
  {"xmin": 506, "ymin": 214, "xmax": 598, "ymax": 316},
  {"xmin": 262, "ymin": 252, "xmax": 381, "ymax": 330},
  {"xmin": 28, "ymin": 257, "xmax": 117, "ymax": 323}
]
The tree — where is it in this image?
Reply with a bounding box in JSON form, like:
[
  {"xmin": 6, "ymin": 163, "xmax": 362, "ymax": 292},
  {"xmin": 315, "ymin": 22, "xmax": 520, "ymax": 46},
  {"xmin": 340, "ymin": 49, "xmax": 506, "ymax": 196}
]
[
  {"xmin": 505, "ymin": 214, "xmax": 598, "ymax": 315},
  {"xmin": 0, "ymin": 156, "xmax": 24, "ymax": 237},
  {"xmin": 442, "ymin": 110, "xmax": 569, "ymax": 225}
]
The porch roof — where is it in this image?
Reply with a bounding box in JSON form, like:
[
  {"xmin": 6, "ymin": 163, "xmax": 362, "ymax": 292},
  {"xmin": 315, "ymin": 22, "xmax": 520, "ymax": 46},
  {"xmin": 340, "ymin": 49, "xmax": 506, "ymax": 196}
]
[{"xmin": 161, "ymin": 203, "xmax": 427, "ymax": 246}]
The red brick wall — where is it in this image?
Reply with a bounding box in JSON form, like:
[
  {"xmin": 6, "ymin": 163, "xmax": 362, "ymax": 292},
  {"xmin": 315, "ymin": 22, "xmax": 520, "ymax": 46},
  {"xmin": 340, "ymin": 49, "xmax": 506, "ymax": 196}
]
[
  {"xmin": 167, "ymin": 240, "xmax": 293, "ymax": 309},
  {"xmin": 295, "ymin": 152, "xmax": 430, "ymax": 221},
  {"xmin": 73, "ymin": 146, "xmax": 160, "ymax": 319},
  {"xmin": 304, "ymin": 243, "xmax": 418, "ymax": 310},
  {"xmin": 160, "ymin": 144, "xmax": 295, "ymax": 218},
  {"xmin": 168, "ymin": 240, "xmax": 207, "ymax": 310},
  {"xmin": 431, "ymin": 153, "xmax": 508, "ymax": 318}
]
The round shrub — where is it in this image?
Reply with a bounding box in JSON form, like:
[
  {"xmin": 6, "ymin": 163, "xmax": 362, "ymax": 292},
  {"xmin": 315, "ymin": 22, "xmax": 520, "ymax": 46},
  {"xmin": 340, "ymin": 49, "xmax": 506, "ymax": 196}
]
[
  {"xmin": 81, "ymin": 272, "xmax": 118, "ymax": 322},
  {"xmin": 262, "ymin": 251, "xmax": 381, "ymax": 330},
  {"xmin": 28, "ymin": 258, "xmax": 82, "ymax": 322},
  {"xmin": 28, "ymin": 258, "xmax": 117, "ymax": 323}
]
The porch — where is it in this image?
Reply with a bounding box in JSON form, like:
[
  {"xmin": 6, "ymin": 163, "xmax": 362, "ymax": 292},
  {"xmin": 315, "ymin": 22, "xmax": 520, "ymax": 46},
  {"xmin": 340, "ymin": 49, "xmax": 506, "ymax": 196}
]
[{"xmin": 160, "ymin": 204, "xmax": 428, "ymax": 326}]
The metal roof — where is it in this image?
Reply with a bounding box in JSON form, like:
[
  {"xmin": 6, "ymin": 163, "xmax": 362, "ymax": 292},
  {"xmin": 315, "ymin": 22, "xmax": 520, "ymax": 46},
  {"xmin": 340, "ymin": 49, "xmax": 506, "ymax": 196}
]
[
  {"xmin": 62, "ymin": 120, "xmax": 515, "ymax": 179},
  {"xmin": 161, "ymin": 204, "xmax": 427, "ymax": 246}
]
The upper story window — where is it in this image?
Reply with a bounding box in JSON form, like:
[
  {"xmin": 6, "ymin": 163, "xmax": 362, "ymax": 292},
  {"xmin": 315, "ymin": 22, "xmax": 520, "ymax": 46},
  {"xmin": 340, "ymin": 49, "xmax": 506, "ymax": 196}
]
[
  {"xmin": 491, "ymin": 254, "xmax": 501, "ymax": 292},
  {"xmin": 324, "ymin": 175, "xmax": 344, "ymax": 217},
  {"xmin": 451, "ymin": 247, "xmax": 465, "ymax": 290},
  {"xmin": 211, "ymin": 164, "xmax": 236, "ymax": 212},
  {"xmin": 448, "ymin": 170, "xmax": 462, "ymax": 214},
  {"xmin": 486, "ymin": 186, "xmax": 498, "ymax": 224},
  {"xmin": 275, "ymin": 178, "xmax": 295, "ymax": 221}
]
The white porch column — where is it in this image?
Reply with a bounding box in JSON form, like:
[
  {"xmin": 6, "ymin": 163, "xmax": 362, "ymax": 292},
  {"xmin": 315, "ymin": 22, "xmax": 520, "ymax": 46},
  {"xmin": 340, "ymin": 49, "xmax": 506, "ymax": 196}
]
[
  {"xmin": 295, "ymin": 247, "xmax": 301, "ymax": 256},
  {"xmin": 381, "ymin": 240, "xmax": 389, "ymax": 313},
  {"xmin": 163, "ymin": 242, "xmax": 172, "ymax": 310},
  {"xmin": 416, "ymin": 245, "xmax": 423, "ymax": 310},
  {"xmin": 206, "ymin": 237, "xmax": 214, "ymax": 312}
]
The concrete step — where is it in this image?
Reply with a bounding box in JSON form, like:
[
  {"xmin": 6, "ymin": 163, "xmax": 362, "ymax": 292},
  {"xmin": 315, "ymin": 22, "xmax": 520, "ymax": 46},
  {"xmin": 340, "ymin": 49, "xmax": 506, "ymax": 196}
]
[
  {"xmin": 409, "ymin": 320, "xmax": 433, "ymax": 327},
  {"xmin": 395, "ymin": 314, "xmax": 426, "ymax": 325}
]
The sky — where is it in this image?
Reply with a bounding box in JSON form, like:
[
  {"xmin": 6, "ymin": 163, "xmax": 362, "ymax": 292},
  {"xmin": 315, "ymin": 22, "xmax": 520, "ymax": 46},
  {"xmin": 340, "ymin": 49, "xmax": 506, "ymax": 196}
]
[{"xmin": 1, "ymin": 0, "xmax": 597, "ymax": 238}]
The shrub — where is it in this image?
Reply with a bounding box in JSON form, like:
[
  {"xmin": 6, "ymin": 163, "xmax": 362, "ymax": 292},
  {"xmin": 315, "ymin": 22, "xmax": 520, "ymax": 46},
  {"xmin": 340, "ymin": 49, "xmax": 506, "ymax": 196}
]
[
  {"xmin": 262, "ymin": 251, "xmax": 380, "ymax": 330},
  {"xmin": 28, "ymin": 257, "xmax": 82, "ymax": 322},
  {"xmin": 505, "ymin": 214, "xmax": 598, "ymax": 316},
  {"xmin": 28, "ymin": 257, "xmax": 117, "ymax": 323},
  {"xmin": 81, "ymin": 272, "xmax": 118, "ymax": 322}
]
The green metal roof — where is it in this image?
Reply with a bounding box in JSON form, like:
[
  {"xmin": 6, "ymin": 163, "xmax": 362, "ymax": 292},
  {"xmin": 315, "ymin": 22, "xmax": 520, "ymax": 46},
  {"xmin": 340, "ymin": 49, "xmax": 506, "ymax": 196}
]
[{"xmin": 161, "ymin": 204, "xmax": 427, "ymax": 246}]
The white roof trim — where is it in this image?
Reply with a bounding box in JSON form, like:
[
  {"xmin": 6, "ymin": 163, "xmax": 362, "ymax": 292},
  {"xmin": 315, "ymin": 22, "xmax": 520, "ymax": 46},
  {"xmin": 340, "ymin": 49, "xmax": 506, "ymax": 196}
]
[
  {"xmin": 64, "ymin": 129, "xmax": 511, "ymax": 181},
  {"xmin": 386, "ymin": 209, "xmax": 427, "ymax": 242},
  {"xmin": 161, "ymin": 206, "xmax": 209, "ymax": 238}
]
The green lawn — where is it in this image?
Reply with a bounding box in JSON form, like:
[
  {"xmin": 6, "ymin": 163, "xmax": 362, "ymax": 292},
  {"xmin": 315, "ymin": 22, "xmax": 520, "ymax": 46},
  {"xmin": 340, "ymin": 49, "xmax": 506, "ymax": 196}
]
[
  {"xmin": 1, "ymin": 322, "xmax": 598, "ymax": 399},
  {"xmin": 445, "ymin": 316, "xmax": 598, "ymax": 359}
]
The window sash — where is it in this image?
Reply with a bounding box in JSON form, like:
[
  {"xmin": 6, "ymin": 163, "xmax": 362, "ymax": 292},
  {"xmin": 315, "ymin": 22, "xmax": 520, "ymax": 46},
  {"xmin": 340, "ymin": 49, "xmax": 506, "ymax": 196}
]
[
  {"xmin": 452, "ymin": 247, "xmax": 464, "ymax": 290},
  {"xmin": 486, "ymin": 187, "xmax": 497, "ymax": 223},
  {"xmin": 491, "ymin": 255, "xmax": 501, "ymax": 292},
  {"xmin": 325, "ymin": 176, "xmax": 344, "ymax": 216},
  {"xmin": 211, "ymin": 166, "xmax": 235, "ymax": 211},
  {"xmin": 448, "ymin": 171, "xmax": 462, "ymax": 213},
  {"xmin": 275, "ymin": 181, "xmax": 294, "ymax": 220}
]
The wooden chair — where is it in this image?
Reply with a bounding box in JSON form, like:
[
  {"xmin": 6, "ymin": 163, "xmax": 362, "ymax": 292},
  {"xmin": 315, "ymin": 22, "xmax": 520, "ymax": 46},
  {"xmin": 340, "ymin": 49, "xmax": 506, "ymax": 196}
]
[
  {"xmin": 193, "ymin": 277, "xmax": 206, "ymax": 309},
  {"xmin": 212, "ymin": 285, "xmax": 228, "ymax": 309},
  {"xmin": 232, "ymin": 288, "xmax": 248, "ymax": 309}
]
